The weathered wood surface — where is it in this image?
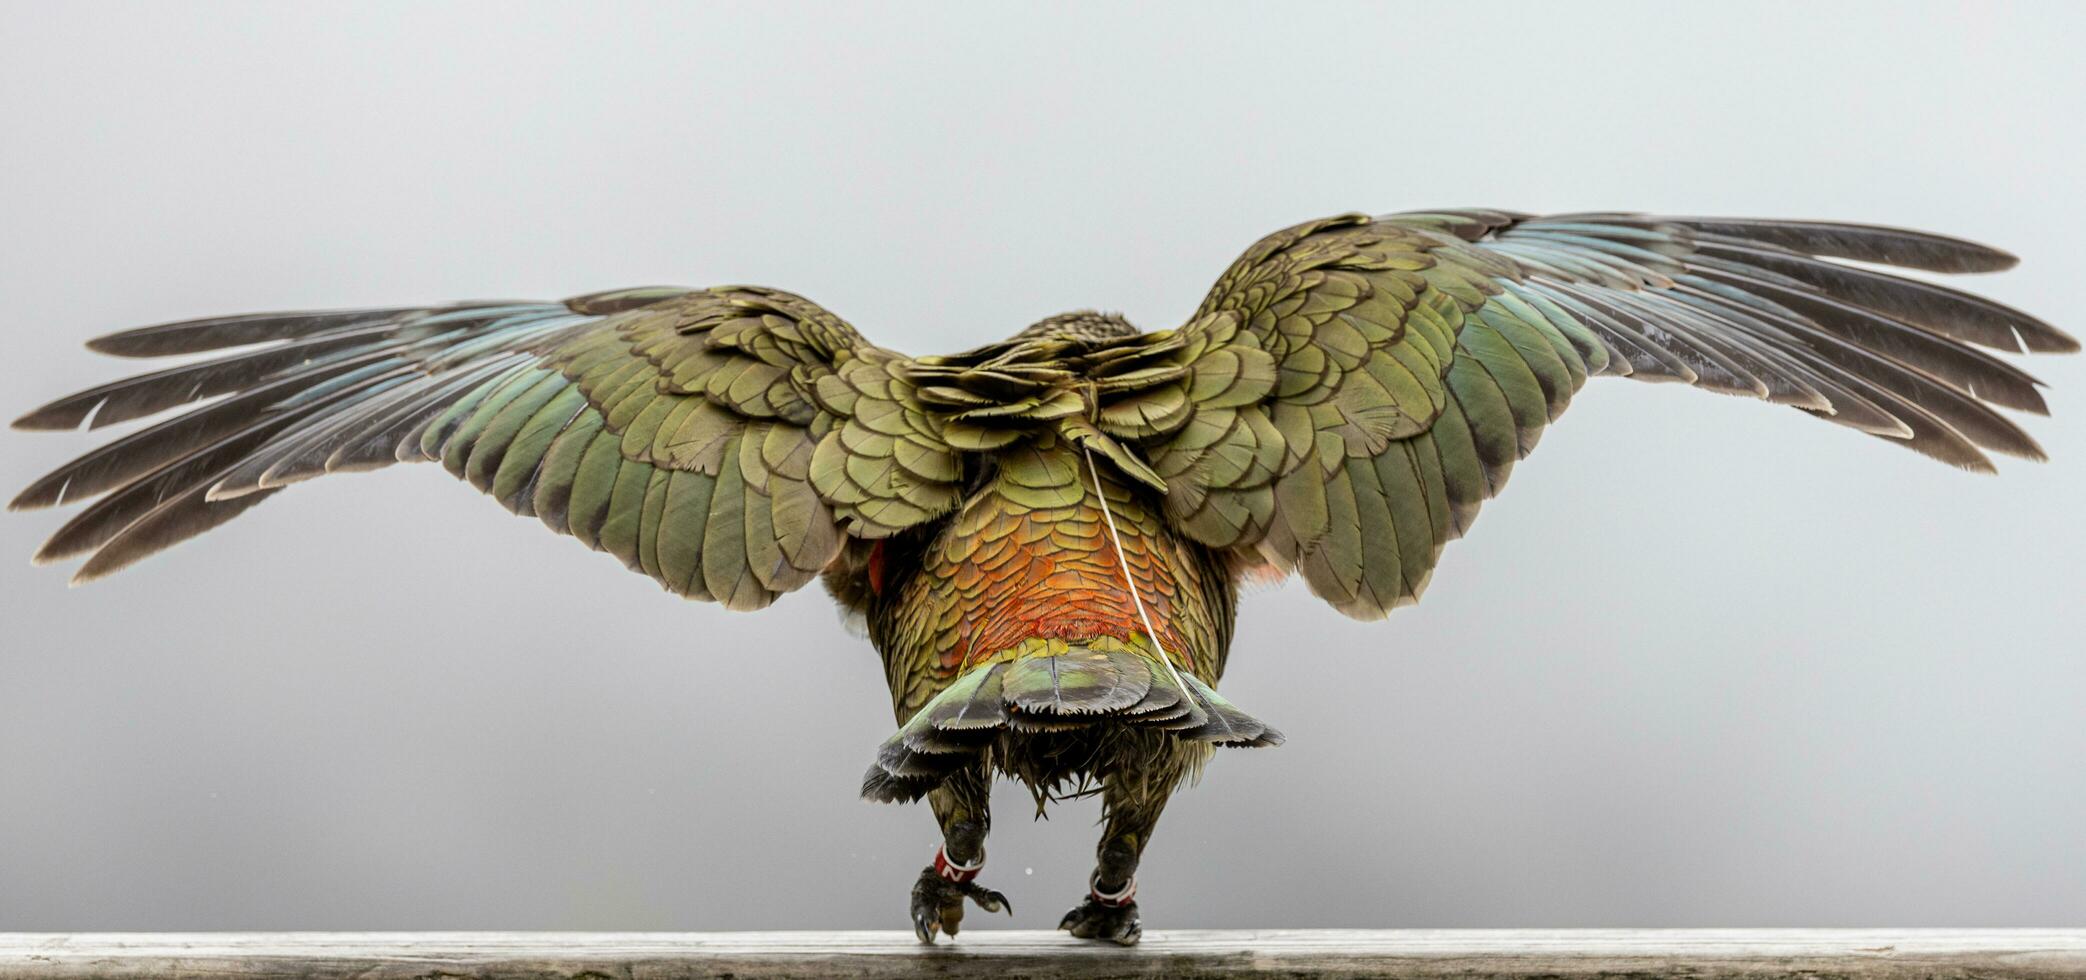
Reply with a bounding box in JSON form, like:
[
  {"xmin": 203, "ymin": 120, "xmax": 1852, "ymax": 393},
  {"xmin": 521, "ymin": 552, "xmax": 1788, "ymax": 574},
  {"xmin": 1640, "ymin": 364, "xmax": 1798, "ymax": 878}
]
[{"xmin": 3, "ymin": 930, "xmax": 2084, "ymax": 979}]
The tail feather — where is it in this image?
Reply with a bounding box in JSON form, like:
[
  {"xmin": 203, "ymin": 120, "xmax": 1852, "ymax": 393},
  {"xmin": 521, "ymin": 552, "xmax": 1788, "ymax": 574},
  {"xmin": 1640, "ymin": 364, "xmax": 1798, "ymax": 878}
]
[
  {"xmin": 1003, "ymin": 651, "xmax": 1152, "ymax": 716},
  {"xmin": 861, "ymin": 644, "xmax": 1281, "ymax": 803},
  {"xmin": 933, "ymin": 661, "xmax": 1011, "ymax": 731},
  {"xmin": 1175, "ymin": 681, "xmax": 1277, "ymax": 745}
]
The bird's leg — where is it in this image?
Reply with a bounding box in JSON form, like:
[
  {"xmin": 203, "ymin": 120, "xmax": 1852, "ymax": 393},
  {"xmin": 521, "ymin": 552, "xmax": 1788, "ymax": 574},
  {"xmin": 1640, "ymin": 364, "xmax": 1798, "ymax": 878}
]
[
  {"xmin": 911, "ymin": 764, "xmax": 1009, "ymax": 943},
  {"xmin": 1059, "ymin": 775, "xmax": 1172, "ymax": 946}
]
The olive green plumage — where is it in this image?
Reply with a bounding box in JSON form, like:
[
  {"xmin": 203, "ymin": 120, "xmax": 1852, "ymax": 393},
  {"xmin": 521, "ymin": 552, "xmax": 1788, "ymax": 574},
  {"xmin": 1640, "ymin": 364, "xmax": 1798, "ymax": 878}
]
[
  {"xmin": 13, "ymin": 209, "xmax": 2073, "ymax": 942},
  {"xmin": 862, "ymin": 639, "xmax": 1278, "ymax": 805}
]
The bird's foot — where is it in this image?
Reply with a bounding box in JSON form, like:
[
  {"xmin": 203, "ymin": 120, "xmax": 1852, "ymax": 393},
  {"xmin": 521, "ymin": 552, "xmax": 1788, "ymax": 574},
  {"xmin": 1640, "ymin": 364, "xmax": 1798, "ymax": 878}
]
[
  {"xmin": 910, "ymin": 847, "xmax": 1011, "ymax": 944},
  {"xmin": 1059, "ymin": 874, "xmax": 1141, "ymax": 945}
]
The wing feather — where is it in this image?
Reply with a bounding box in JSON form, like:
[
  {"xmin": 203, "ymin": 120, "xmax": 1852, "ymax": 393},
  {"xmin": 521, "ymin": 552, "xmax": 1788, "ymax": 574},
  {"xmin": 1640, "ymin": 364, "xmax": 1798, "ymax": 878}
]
[
  {"xmin": 1157, "ymin": 210, "xmax": 2070, "ymax": 620},
  {"xmin": 16, "ymin": 287, "xmax": 954, "ymax": 604}
]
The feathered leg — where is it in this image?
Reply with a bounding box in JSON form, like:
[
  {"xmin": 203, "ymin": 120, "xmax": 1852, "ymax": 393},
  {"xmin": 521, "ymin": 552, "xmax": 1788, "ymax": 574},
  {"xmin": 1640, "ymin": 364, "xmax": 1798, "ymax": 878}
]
[
  {"xmin": 909, "ymin": 763, "xmax": 1009, "ymax": 943},
  {"xmin": 1059, "ymin": 756, "xmax": 1181, "ymax": 946}
]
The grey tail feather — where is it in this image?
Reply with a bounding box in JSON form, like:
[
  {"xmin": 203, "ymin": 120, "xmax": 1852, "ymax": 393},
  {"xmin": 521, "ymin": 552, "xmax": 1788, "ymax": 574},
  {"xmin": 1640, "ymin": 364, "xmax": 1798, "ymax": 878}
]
[{"xmin": 859, "ymin": 647, "xmax": 1282, "ymax": 803}]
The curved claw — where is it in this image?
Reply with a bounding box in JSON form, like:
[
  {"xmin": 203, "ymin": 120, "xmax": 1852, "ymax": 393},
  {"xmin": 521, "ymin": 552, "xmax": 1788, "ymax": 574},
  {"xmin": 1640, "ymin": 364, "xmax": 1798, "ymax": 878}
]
[
  {"xmin": 1059, "ymin": 896, "xmax": 1142, "ymax": 946},
  {"xmin": 959, "ymin": 880, "xmax": 1013, "ymax": 915},
  {"xmin": 910, "ymin": 866, "xmax": 1014, "ymax": 944},
  {"xmin": 910, "ymin": 868, "xmax": 946, "ymax": 943}
]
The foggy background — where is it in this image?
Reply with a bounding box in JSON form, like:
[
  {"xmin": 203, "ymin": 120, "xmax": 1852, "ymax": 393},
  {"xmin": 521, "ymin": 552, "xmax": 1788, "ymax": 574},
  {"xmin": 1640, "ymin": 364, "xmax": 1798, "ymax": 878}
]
[{"xmin": 3, "ymin": 1, "xmax": 2081, "ymax": 930}]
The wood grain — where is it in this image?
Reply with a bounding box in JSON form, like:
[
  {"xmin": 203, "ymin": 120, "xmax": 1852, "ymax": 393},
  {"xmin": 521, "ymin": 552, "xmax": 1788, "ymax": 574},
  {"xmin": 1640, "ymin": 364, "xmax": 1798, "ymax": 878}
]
[{"xmin": 4, "ymin": 930, "xmax": 2084, "ymax": 979}]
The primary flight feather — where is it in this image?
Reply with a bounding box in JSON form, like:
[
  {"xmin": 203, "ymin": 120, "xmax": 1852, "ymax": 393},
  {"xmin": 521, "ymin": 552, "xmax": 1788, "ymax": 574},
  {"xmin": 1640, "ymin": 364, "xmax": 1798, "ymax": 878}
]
[{"xmin": 15, "ymin": 210, "xmax": 2072, "ymax": 943}]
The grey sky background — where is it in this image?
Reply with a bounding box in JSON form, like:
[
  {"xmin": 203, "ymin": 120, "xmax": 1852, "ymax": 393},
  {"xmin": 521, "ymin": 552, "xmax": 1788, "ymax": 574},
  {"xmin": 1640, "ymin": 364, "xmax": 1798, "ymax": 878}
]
[{"xmin": 2, "ymin": 1, "xmax": 2081, "ymax": 930}]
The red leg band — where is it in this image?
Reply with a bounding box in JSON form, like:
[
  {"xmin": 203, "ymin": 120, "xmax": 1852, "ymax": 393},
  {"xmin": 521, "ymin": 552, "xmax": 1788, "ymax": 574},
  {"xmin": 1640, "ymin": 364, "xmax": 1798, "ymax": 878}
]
[{"xmin": 935, "ymin": 844, "xmax": 984, "ymax": 883}]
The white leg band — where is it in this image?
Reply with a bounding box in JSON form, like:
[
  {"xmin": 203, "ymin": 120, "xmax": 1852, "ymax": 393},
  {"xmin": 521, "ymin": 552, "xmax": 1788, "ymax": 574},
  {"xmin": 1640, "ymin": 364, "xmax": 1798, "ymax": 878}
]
[{"xmin": 1089, "ymin": 870, "xmax": 1137, "ymax": 905}]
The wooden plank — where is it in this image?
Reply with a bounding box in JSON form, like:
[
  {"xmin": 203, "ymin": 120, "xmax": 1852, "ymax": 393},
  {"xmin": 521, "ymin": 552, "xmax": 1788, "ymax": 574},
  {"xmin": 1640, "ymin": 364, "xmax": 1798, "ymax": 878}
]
[{"xmin": 3, "ymin": 930, "xmax": 2084, "ymax": 979}]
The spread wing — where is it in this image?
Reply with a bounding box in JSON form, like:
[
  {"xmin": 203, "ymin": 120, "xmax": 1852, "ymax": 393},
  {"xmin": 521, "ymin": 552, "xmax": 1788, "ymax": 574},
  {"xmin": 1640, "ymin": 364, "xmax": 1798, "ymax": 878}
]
[
  {"xmin": 1154, "ymin": 211, "xmax": 2075, "ymax": 620},
  {"xmin": 14, "ymin": 286, "xmax": 962, "ymax": 605}
]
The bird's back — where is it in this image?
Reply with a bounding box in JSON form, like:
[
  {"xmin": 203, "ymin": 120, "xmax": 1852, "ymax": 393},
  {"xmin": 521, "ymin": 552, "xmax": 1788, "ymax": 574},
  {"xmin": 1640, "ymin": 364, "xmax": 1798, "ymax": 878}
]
[{"xmin": 866, "ymin": 435, "xmax": 1235, "ymax": 722}]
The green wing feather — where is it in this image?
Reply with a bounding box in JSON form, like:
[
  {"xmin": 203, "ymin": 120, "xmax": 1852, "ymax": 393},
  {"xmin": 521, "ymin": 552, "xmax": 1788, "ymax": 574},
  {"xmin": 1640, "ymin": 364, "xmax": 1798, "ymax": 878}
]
[
  {"xmin": 14, "ymin": 286, "xmax": 960, "ymax": 603},
  {"xmin": 14, "ymin": 212, "xmax": 2071, "ymax": 627},
  {"xmin": 1157, "ymin": 211, "xmax": 2073, "ymax": 620}
]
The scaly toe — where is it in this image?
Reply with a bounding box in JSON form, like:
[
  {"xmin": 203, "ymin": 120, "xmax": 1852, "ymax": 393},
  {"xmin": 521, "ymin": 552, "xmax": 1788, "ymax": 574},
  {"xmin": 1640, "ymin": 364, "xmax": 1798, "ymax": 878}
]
[
  {"xmin": 909, "ymin": 867, "xmax": 959, "ymax": 944},
  {"xmin": 1110, "ymin": 914, "xmax": 1143, "ymax": 946},
  {"xmin": 961, "ymin": 881, "xmax": 1013, "ymax": 915},
  {"xmin": 912, "ymin": 865, "xmax": 1013, "ymax": 943},
  {"xmin": 1059, "ymin": 897, "xmax": 1142, "ymax": 945}
]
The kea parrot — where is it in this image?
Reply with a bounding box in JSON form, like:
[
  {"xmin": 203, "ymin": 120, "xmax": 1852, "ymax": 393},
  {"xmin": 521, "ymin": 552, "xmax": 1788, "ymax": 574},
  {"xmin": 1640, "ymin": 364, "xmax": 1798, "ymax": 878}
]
[{"xmin": 15, "ymin": 210, "xmax": 2073, "ymax": 944}]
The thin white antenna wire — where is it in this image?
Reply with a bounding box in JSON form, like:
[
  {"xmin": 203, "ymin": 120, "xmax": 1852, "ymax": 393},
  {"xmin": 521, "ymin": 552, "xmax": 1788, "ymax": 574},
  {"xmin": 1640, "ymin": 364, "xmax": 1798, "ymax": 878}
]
[{"xmin": 1081, "ymin": 444, "xmax": 1194, "ymax": 701}]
